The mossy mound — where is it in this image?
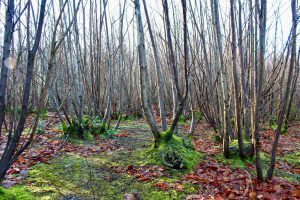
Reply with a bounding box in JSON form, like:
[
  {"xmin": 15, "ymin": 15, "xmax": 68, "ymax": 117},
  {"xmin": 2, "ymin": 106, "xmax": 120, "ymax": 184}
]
[
  {"xmin": 141, "ymin": 134, "xmax": 201, "ymax": 170},
  {"xmin": 0, "ymin": 186, "xmax": 35, "ymax": 200}
]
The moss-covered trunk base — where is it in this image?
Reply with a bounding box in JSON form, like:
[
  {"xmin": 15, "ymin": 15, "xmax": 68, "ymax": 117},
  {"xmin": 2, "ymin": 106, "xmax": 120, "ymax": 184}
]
[{"xmin": 150, "ymin": 132, "xmax": 201, "ymax": 170}]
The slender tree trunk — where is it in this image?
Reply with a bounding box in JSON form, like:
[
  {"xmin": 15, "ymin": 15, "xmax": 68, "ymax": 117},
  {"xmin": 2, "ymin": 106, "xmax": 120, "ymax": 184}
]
[
  {"xmin": 102, "ymin": 0, "xmax": 113, "ymax": 129},
  {"xmin": 252, "ymin": 0, "xmax": 267, "ymax": 181},
  {"xmin": 267, "ymin": 0, "xmax": 297, "ymax": 180},
  {"xmin": 286, "ymin": 47, "xmax": 300, "ymax": 123},
  {"xmin": 73, "ymin": 0, "xmax": 83, "ymax": 121},
  {"xmin": 142, "ymin": 0, "xmax": 167, "ymax": 131},
  {"xmin": 212, "ymin": 0, "xmax": 230, "ymax": 158},
  {"xmin": 134, "ymin": 0, "xmax": 160, "ymax": 147},
  {"xmin": 0, "ymin": 0, "xmax": 47, "ymax": 181},
  {"xmin": 241, "ymin": 0, "xmax": 250, "ymax": 140},
  {"xmin": 115, "ymin": 1, "xmax": 126, "ymax": 130},
  {"xmin": 0, "ymin": 0, "xmax": 14, "ymax": 136},
  {"xmin": 163, "ymin": 0, "xmax": 189, "ymax": 136},
  {"xmin": 230, "ymin": 0, "xmax": 245, "ymax": 158}
]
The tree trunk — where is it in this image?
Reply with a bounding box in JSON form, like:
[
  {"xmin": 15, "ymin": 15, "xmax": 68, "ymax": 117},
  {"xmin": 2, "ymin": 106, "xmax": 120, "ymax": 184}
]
[
  {"xmin": 267, "ymin": 0, "xmax": 297, "ymax": 180},
  {"xmin": 115, "ymin": 0, "xmax": 127, "ymax": 130},
  {"xmin": 211, "ymin": 0, "xmax": 230, "ymax": 158},
  {"xmin": 101, "ymin": 0, "xmax": 113, "ymax": 129},
  {"xmin": 252, "ymin": 0, "xmax": 267, "ymax": 181},
  {"xmin": 230, "ymin": 0, "xmax": 245, "ymax": 158},
  {"xmin": 0, "ymin": 0, "xmax": 47, "ymax": 181},
  {"xmin": 0, "ymin": 0, "xmax": 14, "ymax": 136},
  {"xmin": 142, "ymin": 0, "xmax": 167, "ymax": 131},
  {"xmin": 134, "ymin": 0, "xmax": 160, "ymax": 147}
]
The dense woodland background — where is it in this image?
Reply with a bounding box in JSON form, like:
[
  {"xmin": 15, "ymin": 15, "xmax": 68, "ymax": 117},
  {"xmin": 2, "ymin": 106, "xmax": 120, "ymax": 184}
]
[{"xmin": 0, "ymin": 0, "xmax": 299, "ymax": 199}]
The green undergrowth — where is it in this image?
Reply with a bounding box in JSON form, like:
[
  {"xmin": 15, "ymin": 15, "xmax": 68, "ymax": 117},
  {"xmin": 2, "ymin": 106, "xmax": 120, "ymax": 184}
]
[
  {"xmin": 61, "ymin": 133, "xmax": 93, "ymax": 145},
  {"xmin": 59, "ymin": 115, "xmax": 123, "ymax": 143},
  {"xmin": 229, "ymin": 139, "xmax": 251, "ymax": 147},
  {"xmin": 0, "ymin": 186, "xmax": 35, "ymax": 200},
  {"xmin": 25, "ymin": 151, "xmax": 198, "ymax": 199},
  {"xmin": 215, "ymin": 140, "xmax": 300, "ymax": 183},
  {"xmin": 178, "ymin": 115, "xmax": 190, "ymax": 125},
  {"xmin": 274, "ymin": 168, "xmax": 300, "ymax": 183},
  {"xmin": 215, "ymin": 139, "xmax": 269, "ymax": 169},
  {"xmin": 275, "ymin": 152, "xmax": 300, "ymax": 183},
  {"xmin": 215, "ymin": 154, "xmax": 253, "ymax": 169},
  {"xmin": 270, "ymin": 120, "xmax": 288, "ymax": 134},
  {"xmin": 211, "ymin": 134, "xmax": 222, "ymax": 143},
  {"xmin": 279, "ymin": 152, "xmax": 300, "ymax": 167},
  {"xmin": 61, "ymin": 116, "xmax": 112, "ymax": 139}
]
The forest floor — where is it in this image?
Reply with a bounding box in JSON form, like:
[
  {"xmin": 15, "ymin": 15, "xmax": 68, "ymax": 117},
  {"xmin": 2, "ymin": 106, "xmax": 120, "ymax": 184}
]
[{"xmin": 0, "ymin": 114, "xmax": 300, "ymax": 199}]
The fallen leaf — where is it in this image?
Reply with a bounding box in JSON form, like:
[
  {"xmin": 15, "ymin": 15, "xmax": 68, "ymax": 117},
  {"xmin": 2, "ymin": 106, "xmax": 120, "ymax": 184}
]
[
  {"xmin": 249, "ymin": 191, "xmax": 257, "ymax": 199},
  {"xmin": 291, "ymin": 190, "xmax": 300, "ymax": 197}
]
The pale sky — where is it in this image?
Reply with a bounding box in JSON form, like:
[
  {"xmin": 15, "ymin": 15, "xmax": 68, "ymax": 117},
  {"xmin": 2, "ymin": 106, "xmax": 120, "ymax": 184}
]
[
  {"xmin": 0, "ymin": 0, "xmax": 296, "ymax": 55},
  {"xmin": 106, "ymin": 0, "xmax": 294, "ymax": 54}
]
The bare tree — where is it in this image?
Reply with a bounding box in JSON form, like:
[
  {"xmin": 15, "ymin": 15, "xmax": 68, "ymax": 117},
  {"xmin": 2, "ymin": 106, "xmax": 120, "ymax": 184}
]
[
  {"xmin": 0, "ymin": 0, "xmax": 14, "ymax": 136},
  {"xmin": 0, "ymin": 0, "xmax": 47, "ymax": 180},
  {"xmin": 252, "ymin": 0, "xmax": 267, "ymax": 181},
  {"xmin": 142, "ymin": 0, "xmax": 167, "ymax": 131},
  {"xmin": 230, "ymin": 0, "xmax": 245, "ymax": 158},
  {"xmin": 267, "ymin": 0, "xmax": 298, "ymax": 180}
]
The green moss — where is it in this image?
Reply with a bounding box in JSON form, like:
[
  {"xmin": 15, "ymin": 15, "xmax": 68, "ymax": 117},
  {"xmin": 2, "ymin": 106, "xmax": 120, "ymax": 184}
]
[
  {"xmin": 211, "ymin": 134, "xmax": 221, "ymax": 143},
  {"xmin": 178, "ymin": 115, "xmax": 190, "ymax": 124},
  {"xmin": 0, "ymin": 186, "xmax": 35, "ymax": 200},
  {"xmin": 270, "ymin": 121, "xmax": 288, "ymax": 134},
  {"xmin": 61, "ymin": 116, "xmax": 109, "ymax": 139},
  {"xmin": 230, "ymin": 139, "xmax": 251, "ymax": 147},
  {"xmin": 260, "ymin": 152, "xmax": 270, "ymax": 162},
  {"xmin": 215, "ymin": 154, "xmax": 253, "ymax": 169},
  {"xmin": 8, "ymin": 121, "xmax": 202, "ymax": 199},
  {"xmin": 27, "ymin": 154, "xmax": 95, "ymax": 199},
  {"xmin": 229, "ymin": 139, "xmax": 252, "ymax": 157},
  {"xmin": 26, "ymin": 151, "xmax": 197, "ymax": 199},
  {"xmin": 215, "ymin": 150, "xmax": 296, "ymax": 183},
  {"xmin": 136, "ymin": 134, "xmax": 201, "ymax": 170},
  {"xmin": 62, "ymin": 133, "xmax": 94, "ymax": 145},
  {"xmin": 160, "ymin": 129, "xmax": 174, "ymax": 141},
  {"xmin": 216, "ymin": 146, "xmax": 270, "ymax": 170}
]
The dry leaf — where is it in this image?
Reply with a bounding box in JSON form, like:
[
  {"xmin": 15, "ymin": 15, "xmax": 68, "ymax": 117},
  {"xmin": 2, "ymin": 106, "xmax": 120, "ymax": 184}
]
[{"xmin": 249, "ymin": 191, "xmax": 257, "ymax": 199}]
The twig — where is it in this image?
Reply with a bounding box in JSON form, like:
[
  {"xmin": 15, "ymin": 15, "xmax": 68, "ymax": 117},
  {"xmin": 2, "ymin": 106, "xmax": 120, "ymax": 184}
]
[
  {"xmin": 244, "ymin": 170, "xmax": 254, "ymax": 192},
  {"xmin": 53, "ymin": 133, "xmax": 70, "ymax": 156}
]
